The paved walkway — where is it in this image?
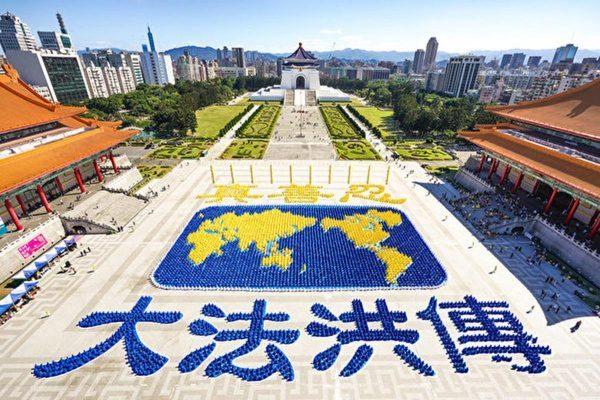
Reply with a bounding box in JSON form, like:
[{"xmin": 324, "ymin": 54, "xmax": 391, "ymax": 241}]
[{"xmin": 264, "ymin": 106, "xmax": 336, "ymax": 160}]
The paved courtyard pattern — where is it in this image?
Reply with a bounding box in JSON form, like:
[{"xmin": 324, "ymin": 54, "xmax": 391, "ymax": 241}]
[{"xmin": 0, "ymin": 161, "xmax": 599, "ymax": 399}]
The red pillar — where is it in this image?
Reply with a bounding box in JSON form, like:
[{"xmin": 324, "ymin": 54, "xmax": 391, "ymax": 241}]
[
  {"xmin": 588, "ymin": 214, "xmax": 600, "ymax": 239},
  {"xmin": 36, "ymin": 185, "xmax": 52, "ymax": 213},
  {"xmin": 74, "ymin": 167, "xmax": 86, "ymax": 193},
  {"xmin": 476, "ymin": 154, "xmax": 486, "ymax": 174},
  {"xmin": 4, "ymin": 199, "xmax": 23, "ymax": 231},
  {"xmin": 564, "ymin": 198, "xmax": 580, "ymax": 225},
  {"xmin": 500, "ymin": 165, "xmax": 511, "ymax": 184},
  {"xmin": 486, "ymin": 159, "xmax": 497, "ymax": 180},
  {"xmin": 93, "ymin": 159, "xmax": 104, "ymax": 182},
  {"xmin": 16, "ymin": 194, "xmax": 27, "ymax": 216},
  {"xmin": 512, "ymin": 172, "xmax": 524, "ymax": 193},
  {"xmin": 543, "ymin": 188, "xmax": 558, "ymax": 214},
  {"xmin": 109, "ymin": 152, "xmax": 119, "ymax": 174},
  {"xmin": 532, "ymin": 179, "xmax": 540, "ymax": 195},
  {"xmin": 55, "ymin": 176, "xmax": 64, "ymax": 193}
]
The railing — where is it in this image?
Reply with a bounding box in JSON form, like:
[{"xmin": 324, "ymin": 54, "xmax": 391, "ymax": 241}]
[
  {"xmin": 534, "ymin": 216, "xmax": 599, "ymax": 258},
  {"xmin": 0, "ymin": 215, "xmax": 62, "ymax": 254}
]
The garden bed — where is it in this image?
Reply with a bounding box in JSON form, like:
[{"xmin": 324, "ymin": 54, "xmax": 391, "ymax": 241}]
[{"xmin": 220, "ymin": 139, "xmax": 269, "ymax": 159}]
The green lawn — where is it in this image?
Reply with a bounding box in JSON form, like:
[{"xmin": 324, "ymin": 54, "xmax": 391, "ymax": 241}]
[
  {"xmin": 194, "ymin": 105, "xmax": 248, "ymax": 139},
  {"xmin": 237, "ymin": 105, "xmax": 281, "ymax": 139},
  {"xmin": 220, "ymin": 139, "xmax": 268, "ymax": 159},
  {"xmin": 320, "ymin": 106, "xmax": 362, "ymax": 139},
  {"xmin": 148, "ymin": 139, "xmax": 213, "ymax": 159},
  {"xmin": 131, "ymin": 164, "xmax": 174, "ymax": 192},
  {"xmin": 352, "ymin": 106, "xmax": 399, "ymax": 140},
  {"xmin": 385, "ymin": 140, "xmax": 453, "ymax": 161},
  {"xmin": 333, "ymin": 140, "xmax": 381, "ymax": 160}
]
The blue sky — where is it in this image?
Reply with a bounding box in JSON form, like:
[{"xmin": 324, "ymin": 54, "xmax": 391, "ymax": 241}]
[{"xmin": 3, "ymin": 0, "xmax": 599, "ymax": 53}]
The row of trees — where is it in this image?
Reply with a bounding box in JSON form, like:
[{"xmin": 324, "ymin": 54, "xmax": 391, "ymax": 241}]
[
  {"xmin": 82, "ymin": 76, "xmax": 279, "ymax": 137},
  {"xmin": 326, "ymin": 78, "xmax": 501, "ymax": 136}
]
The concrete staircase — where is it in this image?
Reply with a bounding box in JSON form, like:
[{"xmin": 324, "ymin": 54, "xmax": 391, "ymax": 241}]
[
  {"xmin": 284, "ymin": 90, "xmax": 294, "ymax": 106},
  {"xmin": 306, "ymin": 90, "xmax": 317, "ymax": 106}
]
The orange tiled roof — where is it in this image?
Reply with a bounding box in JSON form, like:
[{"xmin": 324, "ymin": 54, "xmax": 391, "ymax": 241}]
[
  {"xmin": 0, "ymin": 64, "xmax": 87, "ymax": 133},
  {"xmin": 0, "ymin": 125, "xmax": 136, "ymax": 196},
  {"xmin": 487, "ymin": 77, "xmax": 600, "ymax": 142},
  {"xmin": 460, "ymin": 127, "xmax": 600, "ymax": 201}
]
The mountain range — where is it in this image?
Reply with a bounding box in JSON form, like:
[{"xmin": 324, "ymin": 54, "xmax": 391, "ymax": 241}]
[{"xmin": 85, "ymin": 45, "xmax": 599, "ymax": 64}]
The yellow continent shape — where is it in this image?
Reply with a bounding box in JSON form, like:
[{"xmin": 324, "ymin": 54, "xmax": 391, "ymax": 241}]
[
  {"xmin": 187, "ymin": 209, "xmax": 317, "ymax": 271},
  {"xmin": 321, "ymin": 209, "xmax": 412, "ymax": 284}
]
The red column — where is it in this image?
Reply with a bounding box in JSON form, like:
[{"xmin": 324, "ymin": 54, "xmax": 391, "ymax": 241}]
[
  {"xmin": 532, "ymin": 179, "xmax": 540, "ymax": 195},
  {"xmin": 36, "ymin": 185, "xmax": 52, "ymax": 213},
  {"xmin": 55, "ymin": 176, "xmax": 64, "ymax": 193},
  {"xmin": 543, "ymin": 188, "xmax": 558, "ymax": 214},
  {"xmin": 93, "ymin": 159, "xmax": 104, "ymax": 182},
  {"xmin": 4, "ymin": 199, "xmax": 23, "ymax": 231},
  {"xmin": 486, "ymin": 159, "xmax": 497, "ymax": 180},
  {"xmin": 564, "ymin": 198, "xmax": 580, "ymax": 225},
  {"xmin": 500, "ymin": 165, "xmax": 511, "ymax": 184},
  {"xmin": 476, "ymin": 154, "xmax": 486, "ymax": 174},
  {"xmin": 512, "ymin": 172, "xmax": 524, "ymax": 193},
  {"xmin": 74, "ymin": 167, "xmax": 86, "ymax": 193},
  {"xmin": 588, "ymin": 214, "xmax": 600, "ymax": 239},
  {"xmin": 109, "ymin": 152, "xmax": 119, "ymax": 174},
  {"xmin": 16, "ymin": 194, "xmax": 27, "ymax": 216}
]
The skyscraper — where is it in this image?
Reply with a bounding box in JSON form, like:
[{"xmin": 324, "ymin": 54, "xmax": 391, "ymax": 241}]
[
  {"xmin": 552, "ymin": 44, "xmax": 578, "ymax": 64},
  {"xmin": 413, "ymin": 49, "xmax": 425, "ymax": 74},
  {"xmin": 527, "ymin": 56, "xmax": 542, "ymax": 68},
  {"xmin": 442, "ymin": 55, "xmax": 483, "ymax": 97},
  {"xmin": 509, "ymin": 53, "xmax": 526, "ymax": 69},
  {"xmin": 140, "ymin": 26, "xmax": 175, "ymax": 86},
  {"xmin": 147, "ymin": 26, "xmax": 156, "ymax": 52},
  {"xmin": 424, "ymin": 37, "xmax": 438, "ymax": 71},
  {"xmin": 500, "ymin": 54, "xmax": 512, "ymax": 69},
  {"xmin": 0, "ymin": 12, "xmax": 37, "ymax": 52},
  {"xmin": 232, "ymin": 47, "xmax": 246, "ymax": 68}
]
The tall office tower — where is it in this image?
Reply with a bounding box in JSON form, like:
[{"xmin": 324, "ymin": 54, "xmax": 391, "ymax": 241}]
[
  {"xmin": 232, "ymin": 47, "xmax": 246, "ymax": 68},
  {"xmin": 509, "ymin": 53, "xmax": 526, "ymax": 69},
  {"xmin": 552, "ymin": 44, "xmax": 578, "ymax": 64},
  {"xmin": 424, "ymin": 37, "xmax": 438, "ymax": 70},
  {"xmin": 216, "ymin": 48, "xmax": 223, "ymax": 62},
  {"xmin": 222, "ymin": 46, "xmax": 230, "ymax": 60},
  {"xmin": 0, "ymin": 12, "xmax": 37, "ymax": 52},
  {"xmin": 147, "ymin": 26, "xmax": 156, "ymax": 52},
  {"xmin": 140, "ymin": 27, "xmax": 175, "ymax": 85},
  {"xmin": 403, "ymin": 59, "xmax": 413, "ymax": 74},
  {"xmin": 442, "ymin": 55, "xmax": 484, "ymax": 97},
  {"xmin": 500, "ymin": 54, "xmax": 512, "ymax": 69},
  {"xmin": 38, "ymin": 12, "xmax": 73, "ymax": 51},
  {"xmin": 527, "ymin": 56, "xmax": 542, "ymax": 68},
  {"xmin": 413, "ymin": 49, "xmax": 425, "ymax": 73}
]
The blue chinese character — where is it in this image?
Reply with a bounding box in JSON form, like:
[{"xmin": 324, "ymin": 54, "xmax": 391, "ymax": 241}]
[
  {"xmin": 178, "ymin": 299, "xmax": 300, "ymax": 381},
  {"xmin": 307, "ymin": 299, "xmax": 434, "ymax": 377},
  {"xmin": 33, "ymin": 296, "xmax": 182, "ymax": 378},
  {"xmin": 418, "ymin": 296, "xmax": 551, "ymax": 374}
]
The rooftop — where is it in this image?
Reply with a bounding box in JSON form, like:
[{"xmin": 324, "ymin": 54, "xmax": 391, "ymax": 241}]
[
  {"xmin": 487, "ymin": 77, "xmax": 600, "ymax": 142},
  {"xmin": 460, "ymin": 126, "xmax": 600, "ymax": 203},
  {"xmin": 284, "ymin": 42, "xmax": 318, "ymax": 64},
  {"xmin": 0, "ymin": 64, "xmax": 85, "ymax": 134}
]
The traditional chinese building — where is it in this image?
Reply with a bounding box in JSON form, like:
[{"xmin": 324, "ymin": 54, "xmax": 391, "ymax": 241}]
[
  {"xmin": 0, "ymin": 64, "xmax": 136, "ymax": 234},
  {"xmin": 459, "ymin": 78, "xmax": 600, "ymax": 242}
]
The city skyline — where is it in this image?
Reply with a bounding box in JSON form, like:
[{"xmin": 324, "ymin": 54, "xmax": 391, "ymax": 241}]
[{"xmin": 1, "ymin": 0, "xmax": 599, "ymax": 57}]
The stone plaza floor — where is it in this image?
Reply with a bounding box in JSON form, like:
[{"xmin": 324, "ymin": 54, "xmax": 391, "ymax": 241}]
[
  {"xmin": 264, "ymin": 106, "xmax": 336, "ymax": 160},
  {"xmin": 0, "ymin": 161, "xmax": 598, "ymax": 399}
]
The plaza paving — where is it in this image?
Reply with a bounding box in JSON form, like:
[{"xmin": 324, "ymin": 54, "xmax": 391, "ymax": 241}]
[
  {"xmin": 0, "ymin": 161, "xmax": 599, "ymax": 399},
  {"xmin": 264, "ymin": 106, "xmax": 336, "ymax": 160}
]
